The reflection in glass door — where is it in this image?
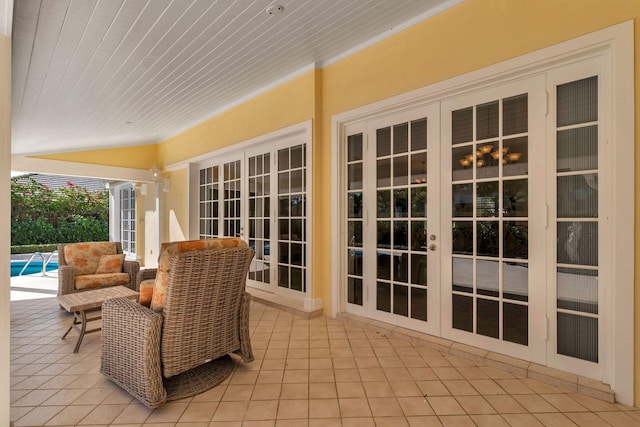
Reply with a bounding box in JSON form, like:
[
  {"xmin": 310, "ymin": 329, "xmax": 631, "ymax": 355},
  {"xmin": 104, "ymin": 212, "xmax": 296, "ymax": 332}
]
[
  {"xmin": 223, "ymin": 159, "xmax": 242, "ymax": 238},
  {"xmin": 248, "ymin": 152, "xmax": 272, "ymax": 288},
  {"xmin": 199, "ymin": 165, "xmax": 220, "ymax": 238},
  {"xmin": 450, "ymin": 95, "xmax": 530, "ymax": 344},
  {"xmin": 374, "ymin": 119, "xmax": 430, "ymax": 322}
]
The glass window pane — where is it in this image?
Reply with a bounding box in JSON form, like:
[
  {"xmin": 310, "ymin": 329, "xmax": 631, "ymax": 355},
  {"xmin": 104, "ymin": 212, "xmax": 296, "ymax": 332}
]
[
  {"xmin": 393, "ymin": 284, "xmax": 408, "ymax": 316},
  {"xmin": 477, "ymin": 221, "xmax": 499, "ymax": 257},
  {"xmin": 411, "ymin": 187, "xmax": 427, "ymax": 218},
  {"xmin": 278, "ymin": 172, "xmax": 289, "ymax": 194},
  {"xmin": 476, "ymin": 181, "xmax": 499, "ymax": 217},
  {"xmin": 503, "ymin": 94, "xmax": 528, "ymax": 136},
  {"xmin": 348, "ymin": 249, "xmax": 363, "ymax": 276},
  {"xmin": 393, "ymin": 253, "xmax": 409, "ymax": 283},
  {"xmin": 393, "ymin": 123, "xmax": 409, "ymax": 154},
  {"xmin": 348, "ymin": 134, "xmax": 363, "ymax": 162},
  {"xmin": 377, "ymin": 282, "xmax": 391, "ymax": 312},
  {"xmin": 503, "ymin": 221, "xmax": 528, "ymax": 259},
  {"xmin": 453, "ymin": 295, "xmax": 473, "ymax": 332},
  {"xmin": 452, "ymin": 221, "xmax": 473, "ymax": 255},
  {"xmin": 393, "ymin": 221, "xmax": 408, "ymax": 250},
  {"xmin": 411, "ymin": 152, "xmax": 427, "ymax": 184},
  {"xmin": 557, "ymin": 221, "xmax": 598, "ymax": 266},
  {"xmin": 411, "ymin": 221, "xmax": 427, "ymax": 252},
  {"xmin": 377, "ymin": 252, "xmax": 391, "ymax": 280},
  {"xmin": 377, "ymin": 158, "xmax": 391, "ymax": 187},
  {"xmin": 291, "ymin": 145, "xmax": 304, "ymax": 169},
  {"xmin": 278, "ymin": 148, "xmax": 289, "ymax": 171},
  {"xmin": 279, "ymin": 219, "xmax": 289, "ymax": 240},
  {"xmin": 476, "ymin": 101, "xmax": 499, "ymax": 140},
  {"xmin": 377, "ymin": 127, "xmax": 391, "ymax": 157},
  {"xmin": 278, "ymin": 265, "xmax": 289, "ymax": 287},
  {"xmin": 393, "ymin": 155, "xmax": 408, "ymax": 186},
  {"xmin": 557, "ymin": 312, "xmax": 598, "ymax": 362},
  {"xmin": 503, "ymin": 136, "xmax": 528, "ymax": 177},
  {"xmin": 453, "ymin": 183, "xmax": 473, "ymax": 217},
  {"xmin": 291, "ymin": 219, "xmax": 303, "ymax": 241},
  {"xmin": 394, "ymin": 189, "xmax": 408, "ymax": 218},
  {"xmin": 348, "ymin": 192, "xmax": 363, "ymax": 218},
  {"xmin": 504, "ymin": 303, "xmax": 528, "ymax": 345},
  {"xmin": 477, "ymin": 260, "xmax": 499, "ymax": 297},
  {"xmin": 411, "ymin": 254, "xmax": 427, "ymax": 285},
  {"xmin": 477, "ymin": 299, "xmax": 499, "ymax": 338},
  {"xmin": 348, "ymin": 221, "xmax": 362, "ymax": 247},
  {"xmin": 348, "ymin": 278, "xmax": 363, "ymax": 305},
  {"xmin": 411, "ymin": 287, "xmax": 428, "ymax": 321},
  {"xmin": 557, "ymin": 126, "xmax": 598, "ymax": 172},
  {"xmin": 557, "ymin": 267, "xmax": 598, "ymax": 314},
  {"xmin": 452, "ymin": 257, "xmax": 473, "ymax": 293},
  {"xmin": 557, "ymin": 174, "xmax": 598, "ymax": 218},
  {"xmin": 377, "ymin": 190, "xmax": 391, "ymax": 218},
  {"xmin": 348, "ymin": 163, "xmax": 362, "ymax": 191},
  {"xmin": 377, "ymin": 221, "xmax": 391, "ymax": 249},
  {"xmin": 503, "ymin": 179, "xmax": 528, "ymax": 217},
  {"xmin": 452, "ymin": 146, "xmax": 473, "ymax": 181},
  {"xmin": 557, "ymin": 76, "xmax": 598, "ymax": 127},
  {"xmin": 452, "ymin": 107, "xmax": 473, "ymax": 145},
  {"xmin": 503, "ymin": 262, "xmax": 528, "ymax": 302},
  {"xmin": 411, "ymin": 118, "xmax": 427, "ymax": 151},
  {"xmin": 291, "ymin": 169, "xmax": 304, "ymax": 193}
]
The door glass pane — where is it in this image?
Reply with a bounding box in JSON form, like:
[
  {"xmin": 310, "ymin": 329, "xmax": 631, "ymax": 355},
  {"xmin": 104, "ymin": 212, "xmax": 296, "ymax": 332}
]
[
  {"xmin": 450, "ymin": 92, "xmax": 530, "ymax": 345},
  {"xmin": 555, "ymin": 75, "xmax": 599, "ymax": 363},
  {"xmin": 199, "ymin": 166, "xmax": 219, "ymax": 239}
]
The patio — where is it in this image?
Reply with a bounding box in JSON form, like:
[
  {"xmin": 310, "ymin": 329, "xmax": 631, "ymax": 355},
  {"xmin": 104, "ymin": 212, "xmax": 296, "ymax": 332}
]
[{"xmin": 10, "ymin": 273, "xmax": 640, "ymax": 426}]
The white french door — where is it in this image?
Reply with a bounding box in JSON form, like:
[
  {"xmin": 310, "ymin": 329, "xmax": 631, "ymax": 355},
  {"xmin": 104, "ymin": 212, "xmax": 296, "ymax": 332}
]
[
  {"xmin": 441, "ymin": 76, "xmax": 547, "ymax": 363},
  {"xmin": 344, "ymin": 105, "xmax": 441, "ymax": 335}
]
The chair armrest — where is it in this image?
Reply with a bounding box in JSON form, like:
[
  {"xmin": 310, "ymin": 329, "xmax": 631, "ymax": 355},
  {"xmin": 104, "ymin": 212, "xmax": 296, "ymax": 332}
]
[
  {"xmin": 100, "ymin": 297, "xmax": 166, "ymax": 408},
  {"xmin": 122, "ymin": 260, "xmax": 140, "ymax": 290},
  {"xmin": 136, "ymin": 268, "xmax": 158, "ymax": 291},
  {"xmin": 234, "ymin": 292, "xmax": 254, "ymax": 363},
  {"xmin": 57, "ymin": 265, "xmax": 75, "ymax": 296}
]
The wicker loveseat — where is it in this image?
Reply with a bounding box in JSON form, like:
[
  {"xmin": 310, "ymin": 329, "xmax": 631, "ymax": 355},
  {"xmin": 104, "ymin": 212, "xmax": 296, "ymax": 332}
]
[
  {"xmin": 100, "ymin": 238, "xmax": 255, "ymax": 408},
  {"xmin": 57, "ymin": 241, "xmax": 140, "ymax": 296}
]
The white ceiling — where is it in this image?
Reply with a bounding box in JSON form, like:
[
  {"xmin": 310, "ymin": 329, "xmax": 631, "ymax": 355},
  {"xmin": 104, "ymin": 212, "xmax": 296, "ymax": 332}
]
[{"xmin": 11, "ymin": 0, "xmax": 459, "ymax": 156}]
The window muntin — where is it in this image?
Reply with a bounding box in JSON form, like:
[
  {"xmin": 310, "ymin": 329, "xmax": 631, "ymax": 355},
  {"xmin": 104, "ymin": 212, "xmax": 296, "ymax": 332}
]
[{"xmin": 119, "ymin": 185, "xmax": 136, "ymax": 255}]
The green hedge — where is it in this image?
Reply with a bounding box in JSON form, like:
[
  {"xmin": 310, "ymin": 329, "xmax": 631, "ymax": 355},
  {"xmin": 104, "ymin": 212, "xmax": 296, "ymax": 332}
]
[
  {"xmin": 11, "ymin": 177, "xmax": 109, "ymax": 247},
  {"xmin": 10, "ymin": 244, "xmax": 59, "ymax": 255}
]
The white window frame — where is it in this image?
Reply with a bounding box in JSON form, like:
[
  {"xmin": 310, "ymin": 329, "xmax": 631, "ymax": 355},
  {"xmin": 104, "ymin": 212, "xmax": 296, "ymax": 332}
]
[
  {"xmin": 331, "ymin": 22, "xmax": 633, "ymax": 404},
  {"xmin": 110, "ymin": 182, "xmax": 137, "ymax": 259}
]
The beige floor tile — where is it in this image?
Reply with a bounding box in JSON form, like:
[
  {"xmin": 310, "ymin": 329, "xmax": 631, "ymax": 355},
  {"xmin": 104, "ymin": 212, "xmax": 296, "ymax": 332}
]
[
  {"xmin": 73, "ymin": 387, "xmax": 116, "ymax": 405},
  {"xmin": 455, "ymin": 395, "xmax": 496, "ymax": 415},
  {"xmin": 540, "ymin": 393, "xmax": 589, "ymax": 412},
  {"xmin": 78, "ymin": 403, "xmax": 128, "ymax": 425},
  {"xmin": 470, "ymin": 414, "xmax": 510, "ymax": 427},
  {"xmin": 595, "ymin": 411, "xmax": 640, "ymax": 426},
  {"xmin": 483, "ymin": 395, "xmax": 527, "ymax": 414},
  {"xmin": 44, "ymin": 404, "xmax": 95, "ymax": 426},
  {"xmin": 537, "ymin": 413, "xmax": 584, "ymax": 427},
  {"xmin": 566, "ymin": 412, "xmax": 615, "ymax": 426},
  {"xmin": 191, "ymin": 384, "xmax": 227, "ymax": 402},
  {"xmin": 520, "ymin": 378, "xmax": 564, "ymax": 394},
  {"xmin": 438, "ymin": 415, "xmax": 476, "ymax": 426},
  {"xmin": 358, "ymin": 368, "xmax": 387, "ymax": 382},
  {"xmin": 222, "ymin": 384, "xmax": 254, "ymax": 401},
  {"xmin": 177, "ymin": 401, "xmax": 219, "ymax": 422},
  {"xmin": 41, "ymin": 388, "xmax": 85, "ymax": 406},
  {"xmin": 372, "ymin": 416, "xmax": 409, "ymax": 426},
  {"xmin": 309, "ymin": 418, "xmax": 341, "ymax": 427},
  {"xmin": 409, "ymin": 367, "xmax": 438, "ymax": 381},
  {"xmin": 512, "ymin": 394, "xmax": 559, "ymax": 413},
  {"xmin": 280, "ymin": 383, "xmax": 309, "ymax": 400},
  {"xmin": 283, "ymin": 369, "xmax": 309, "ymax": 384},
  {"xmin": 14, "ymin": 405, "xmax": 64, "ymax": 427},
  {"xmin": 406, "ymin": 415, "xmax": 443, "ymax": 426},
  {"xmin": 355, "ymin": 357, "xmax": 380, "ymax": 369},
  {"xmin": 337, "ymin": 382, "xmax": 365, "ymax": 398},
  {"xmin": 277, "ymin": 399, "xmax": 309, "ymax": 419},
  {"xmin": 383, "ymin": 368, "xmax": 413, "ymax": 382},
  {"xmin": 335, "ymin": 368, "xmax": 361, "ymax": 382},
  {"xmin": 308, "ymin": 398, "xmax": 340, "ymax": 418},
  {"xmin": 252, "ymin": 384, "xmax": 283, "ymax": 400},
  {"xmin": 309, "ymin": 369, "xmax": 334, "ymax": 383},
  {"xmin": 333, "ymin": 358, "xmax": 357, "ymax": 369},
  {"xmin": 397, "ymin": 396, "xmax": 435, "ymax": 416},
  {"xmin": 389, "ymin": 381, "xmax": 423, "ymax": 397},
  {"xmin": 145, "ymin": 402, "xmax": 189, "ymax": 423},
  {"xmin": 417, "ymin": 380, "xmax": 451, "ymax": 397},
  {"xmin": 341, "ymin": 416, "xmax": 376, "ymax": 426},
  {"xmin": 12, "ymin": 388, "xmax": 59, "ymax": 406},
  {"xmin": 568, "ymin": 393, "xmax": 620, "ymax": 412},
  {"xmin": 363, "ymin": 381, "xmax": 395, "ymax": 398},
  {"xmin": 368, "ymin": 397, "xmax": 404, "ymax": 417},
  {"xmin": 426, "ymin": 396, "xmax": 466, "ymax": 416},
  {"xmin": 501, "ymin": 413, "xmax": 545, "ymax": 426},
  {"xmin": 432, "ymin": 367, "xmax": 464, "ymax": 381},
  {"xmin": 442, "ymin": 380, "xmax": 479, "ymax": 396},
  {"xmin": 257, "ymin": 370, "xmax": 285, "ymax": 384},
  {"xmin": 495, "ymin": 379, "xmax": 535, "ymax": 394},
  {"xmin": 308, "ymin": 382, "xmax": 337, "ymax": 399},
  {"xmin": 244, "ymin": 400, "xmax": 279, "ymax": 421},
  {"xmin": 339, "ymin": 398, "xmax": 372, "ymax": 418},
  {"xmin": 469, "ymin": 379, "xmax": 507, "ymax": 395}
]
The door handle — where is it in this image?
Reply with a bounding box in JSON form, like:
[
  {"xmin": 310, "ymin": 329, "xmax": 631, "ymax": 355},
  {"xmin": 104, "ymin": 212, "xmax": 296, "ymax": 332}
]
[{"xmin": 428, "ymin": 243, "xmax": 437, "ymax": 251}]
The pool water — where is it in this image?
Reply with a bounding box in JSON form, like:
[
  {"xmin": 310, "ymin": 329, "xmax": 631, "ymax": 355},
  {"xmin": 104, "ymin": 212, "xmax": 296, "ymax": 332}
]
[{"xmin": 11, "ymin": 261, "xmax": 58, "ymax": 277}]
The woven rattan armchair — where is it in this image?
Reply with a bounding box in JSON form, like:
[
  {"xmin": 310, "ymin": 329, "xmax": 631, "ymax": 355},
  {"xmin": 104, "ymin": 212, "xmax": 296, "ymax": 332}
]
[
  {"xmin": 58, "ymin": 242, "xmax": 139, "ymax": 296},
  {"xmin": 100, "ymin": 244, "xmax": 255, "ymax": 408}
]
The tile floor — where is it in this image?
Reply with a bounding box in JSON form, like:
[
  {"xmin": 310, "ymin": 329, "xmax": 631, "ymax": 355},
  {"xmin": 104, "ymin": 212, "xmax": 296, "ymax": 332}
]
[{"xmin": 10, "ymin": 280, "xmax": 640, "ymax": 426}]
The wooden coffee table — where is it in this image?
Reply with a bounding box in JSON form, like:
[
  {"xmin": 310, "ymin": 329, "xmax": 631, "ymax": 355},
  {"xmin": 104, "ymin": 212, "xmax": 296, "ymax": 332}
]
[{"xmin": 57, "ymin": 286, "xmax": 139, "ymax": 353}]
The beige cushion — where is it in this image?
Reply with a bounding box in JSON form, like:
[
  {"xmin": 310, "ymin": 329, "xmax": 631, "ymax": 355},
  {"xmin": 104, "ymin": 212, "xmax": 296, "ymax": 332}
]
[
  {"xmin": 96, "ymin": 254, "xmax": 125, "ymax": 274},
  {"xmin": 75, "ymin": 272, "xmax": 130, "ymax": 290},
  {"xmin": 64, "ymin": 242, "xmax": 118, "ymax": 276}
]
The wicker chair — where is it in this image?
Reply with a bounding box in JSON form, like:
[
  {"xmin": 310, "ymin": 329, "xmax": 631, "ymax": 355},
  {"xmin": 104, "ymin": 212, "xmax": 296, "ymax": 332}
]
[
  {"xmin": 100, "ymin": 244, "xmax": 255, "ymax": 408},
  {"xmin": 58, "ymin": 242, "xmax": 139, "ymax": 296}
]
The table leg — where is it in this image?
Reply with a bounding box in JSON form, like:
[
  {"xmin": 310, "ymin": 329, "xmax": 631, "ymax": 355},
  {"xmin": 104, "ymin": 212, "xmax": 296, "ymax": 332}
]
[{"xmin": 73, "ymin": 310, "xmax": 87, "ymax": 353}]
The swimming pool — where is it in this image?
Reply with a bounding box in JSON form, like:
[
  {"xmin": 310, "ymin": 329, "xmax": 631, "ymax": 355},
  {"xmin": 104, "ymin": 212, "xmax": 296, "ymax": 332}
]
[{"xmin": 10, "ymin": 261, "xmax": 58, "ymax": 277}]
